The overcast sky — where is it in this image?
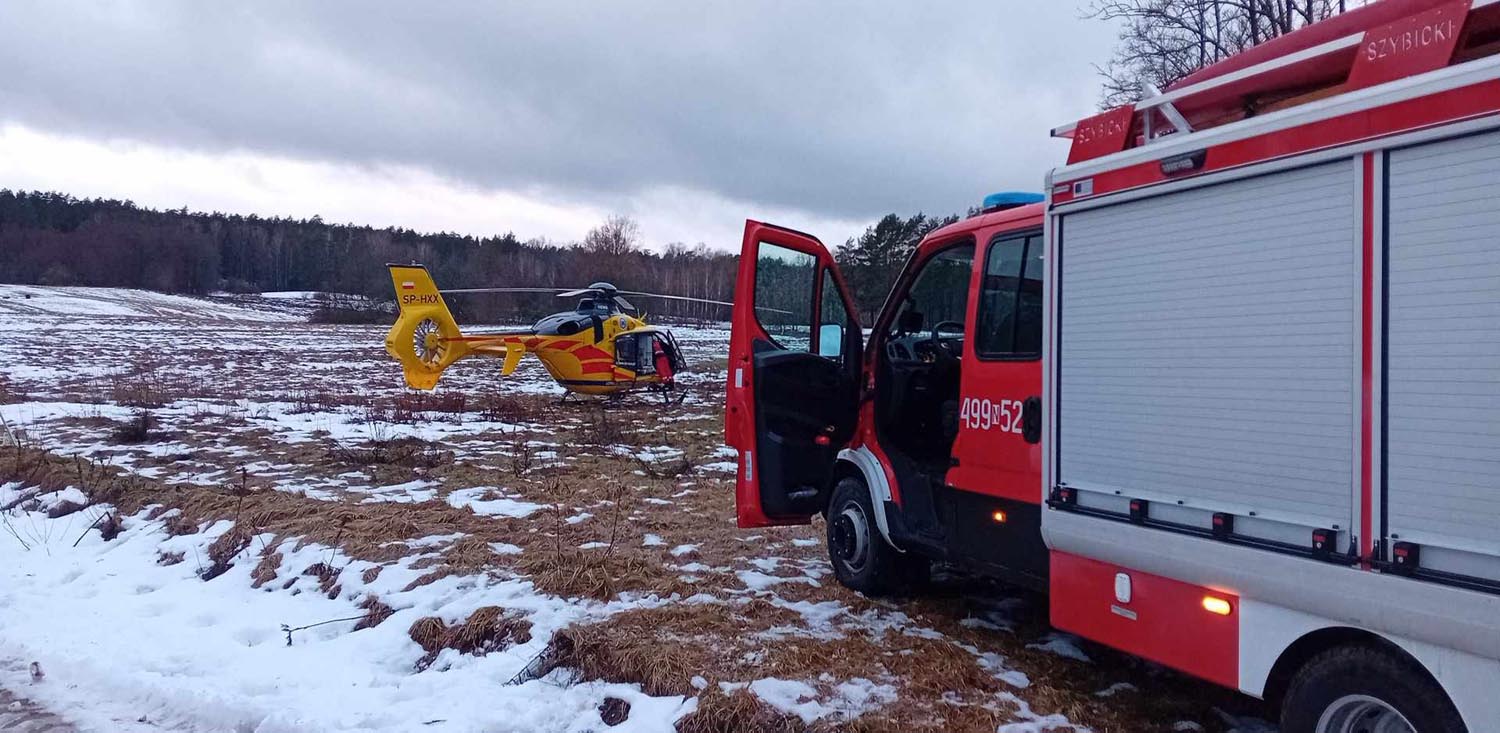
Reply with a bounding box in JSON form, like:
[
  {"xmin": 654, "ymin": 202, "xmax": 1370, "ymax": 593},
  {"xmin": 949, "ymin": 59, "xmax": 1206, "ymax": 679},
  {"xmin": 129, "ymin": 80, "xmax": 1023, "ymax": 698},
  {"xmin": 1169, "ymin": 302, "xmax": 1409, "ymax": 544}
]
[{"xmin": 0, "ymin": 2, "xmax": 1119, "ymax": 250}]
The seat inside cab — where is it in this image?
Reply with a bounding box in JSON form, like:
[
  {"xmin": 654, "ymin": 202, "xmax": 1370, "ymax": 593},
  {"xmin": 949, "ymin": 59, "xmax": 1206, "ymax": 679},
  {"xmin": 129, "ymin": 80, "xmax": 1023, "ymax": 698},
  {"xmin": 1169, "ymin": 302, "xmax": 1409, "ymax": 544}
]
[{"xmin": 876, "ymin": 244, "xmax": 973, "ymax": 466}]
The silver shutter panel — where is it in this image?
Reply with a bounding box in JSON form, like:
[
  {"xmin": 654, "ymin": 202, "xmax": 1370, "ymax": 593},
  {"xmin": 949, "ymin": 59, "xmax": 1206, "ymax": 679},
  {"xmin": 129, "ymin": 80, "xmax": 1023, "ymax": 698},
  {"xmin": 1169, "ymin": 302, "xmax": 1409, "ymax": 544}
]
[
  {"xmin": 1387, "ymin": 129, "xmax": 1500, "ymax": 556},
  {"xmin": 1059, "ymin": 161, "xmax": 1356, "ymax": 527}
]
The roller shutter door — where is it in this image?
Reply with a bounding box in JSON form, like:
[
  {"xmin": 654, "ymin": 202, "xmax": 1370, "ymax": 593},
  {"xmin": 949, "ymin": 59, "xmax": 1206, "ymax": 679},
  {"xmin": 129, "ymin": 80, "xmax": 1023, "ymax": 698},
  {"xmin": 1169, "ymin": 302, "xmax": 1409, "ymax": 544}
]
[
  {"xmin": 1387, "ymin": 129, "xmax": 1500, "ymax": 557},
  {"xmin": 1058, "ymin": 161, "xmax": 1356, "ymax": 527}
]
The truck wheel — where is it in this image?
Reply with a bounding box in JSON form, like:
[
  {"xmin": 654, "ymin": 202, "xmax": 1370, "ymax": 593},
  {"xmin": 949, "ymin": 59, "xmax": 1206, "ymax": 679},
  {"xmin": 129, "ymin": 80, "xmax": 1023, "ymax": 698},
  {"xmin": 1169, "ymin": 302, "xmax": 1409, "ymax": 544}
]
[
  {"xmin": 826, "ymin": 477, "xmax": 928, "ymax": 596},
  {"xmin": 1280, "ymin": 644, "xmax": 1466, "ymax": 733}
]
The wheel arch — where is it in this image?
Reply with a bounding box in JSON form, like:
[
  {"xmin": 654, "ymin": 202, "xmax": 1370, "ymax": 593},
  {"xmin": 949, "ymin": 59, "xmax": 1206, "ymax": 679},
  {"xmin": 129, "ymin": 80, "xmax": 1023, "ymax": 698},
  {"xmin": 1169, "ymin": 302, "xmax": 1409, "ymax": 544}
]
[
  {"xmin": 1262, "ymin": 626, "xmax": 1447, "ymax": 712},
  {"xmin": 834, "ymin": 448, "xmax": 902, "ymax": 552}
]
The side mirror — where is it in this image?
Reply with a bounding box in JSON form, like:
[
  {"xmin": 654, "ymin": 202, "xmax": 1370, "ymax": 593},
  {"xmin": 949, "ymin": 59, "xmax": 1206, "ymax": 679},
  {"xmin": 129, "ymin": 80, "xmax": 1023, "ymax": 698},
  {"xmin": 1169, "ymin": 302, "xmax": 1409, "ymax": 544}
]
[{"xmin": 817, "ymin": 323, "xmax": 844, "ymax": 359}]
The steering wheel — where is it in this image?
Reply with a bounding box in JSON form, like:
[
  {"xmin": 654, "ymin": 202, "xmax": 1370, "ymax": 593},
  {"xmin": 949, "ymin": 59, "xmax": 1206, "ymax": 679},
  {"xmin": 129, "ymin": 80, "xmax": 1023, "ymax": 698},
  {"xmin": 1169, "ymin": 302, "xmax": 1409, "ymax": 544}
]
[{"xmin": 925, "ymin": 321, "xmax": 964, "ymax": 362}]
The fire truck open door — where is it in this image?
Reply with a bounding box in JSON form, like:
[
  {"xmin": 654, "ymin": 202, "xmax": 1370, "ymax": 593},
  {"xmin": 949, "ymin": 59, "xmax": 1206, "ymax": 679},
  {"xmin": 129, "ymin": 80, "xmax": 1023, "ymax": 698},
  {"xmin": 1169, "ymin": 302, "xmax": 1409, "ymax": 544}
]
[{"xmin": 726, "ymin": 221, "xmax": 862, "ymax": 528}]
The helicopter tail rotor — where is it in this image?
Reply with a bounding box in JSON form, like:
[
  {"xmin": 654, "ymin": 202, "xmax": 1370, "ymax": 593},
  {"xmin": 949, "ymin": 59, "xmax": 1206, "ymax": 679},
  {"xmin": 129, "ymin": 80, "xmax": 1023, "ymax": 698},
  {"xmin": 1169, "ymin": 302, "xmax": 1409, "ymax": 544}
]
[{"xmin": 386, "ymin": 264, "xmax": 474, "ymax": 390}]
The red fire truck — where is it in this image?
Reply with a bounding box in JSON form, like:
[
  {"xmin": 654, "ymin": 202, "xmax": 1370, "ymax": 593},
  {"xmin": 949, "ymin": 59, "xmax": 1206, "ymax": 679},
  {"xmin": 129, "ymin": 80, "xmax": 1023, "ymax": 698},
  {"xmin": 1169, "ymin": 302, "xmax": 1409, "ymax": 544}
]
[{"xmin": 726, "ymin": 1, "xmax": 1500, "ymax": 730}]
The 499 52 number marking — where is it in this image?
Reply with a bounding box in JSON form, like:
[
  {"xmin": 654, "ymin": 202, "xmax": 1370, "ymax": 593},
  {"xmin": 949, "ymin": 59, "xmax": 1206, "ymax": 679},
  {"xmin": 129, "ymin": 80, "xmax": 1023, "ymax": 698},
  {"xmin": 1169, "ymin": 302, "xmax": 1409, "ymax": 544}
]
[{"xmin": 960, "ymin": 398, "xmax": 1024, "ymax": 434}]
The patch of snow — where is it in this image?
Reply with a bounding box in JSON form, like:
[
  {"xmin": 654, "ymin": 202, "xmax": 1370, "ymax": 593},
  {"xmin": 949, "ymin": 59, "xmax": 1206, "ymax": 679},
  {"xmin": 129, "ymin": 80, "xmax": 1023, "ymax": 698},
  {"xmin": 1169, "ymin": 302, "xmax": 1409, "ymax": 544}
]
[
  {"xmin": 1094, "ymin": 682, "xmax": 1136, "ymax": 698},
  {"xmin": 0, "ymin": 504, "xmax": 694, "ymax": 732},
  {"xmin": 1027, "ymin": 633, "xmax": 1091, "ymax": 663},
  {"xmin": 747, "ymin": 677, "xmax": 897, "ymax": 724},
  {"xmin": 445, "ymin": 487, "xmax": 544, "ymax": 518}
]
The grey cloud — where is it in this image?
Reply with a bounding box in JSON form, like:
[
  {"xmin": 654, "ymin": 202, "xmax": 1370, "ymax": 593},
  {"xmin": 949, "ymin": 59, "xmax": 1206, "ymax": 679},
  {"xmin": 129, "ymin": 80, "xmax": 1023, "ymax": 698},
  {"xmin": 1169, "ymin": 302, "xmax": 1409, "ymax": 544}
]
[{"xmin": 0, "ymin": 1, "xmax": 1116, "ymax": 221}]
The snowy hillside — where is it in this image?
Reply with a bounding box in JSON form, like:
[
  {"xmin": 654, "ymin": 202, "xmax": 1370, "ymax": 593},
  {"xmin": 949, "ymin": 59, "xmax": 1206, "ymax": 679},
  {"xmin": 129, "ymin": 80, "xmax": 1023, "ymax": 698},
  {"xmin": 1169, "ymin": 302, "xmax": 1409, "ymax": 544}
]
[{"xmin": 0, "ymin": 284, "xmax": 303, "ymax": 322}]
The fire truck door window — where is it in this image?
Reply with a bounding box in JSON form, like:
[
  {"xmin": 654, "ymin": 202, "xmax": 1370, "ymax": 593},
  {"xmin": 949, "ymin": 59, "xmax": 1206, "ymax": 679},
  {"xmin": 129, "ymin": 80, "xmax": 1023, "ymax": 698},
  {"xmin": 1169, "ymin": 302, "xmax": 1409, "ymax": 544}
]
[
  {"xmin": 754, "ymin": 243, "xmax": 817, "ymax": 352},
  {"xmin": 817, "ymin": 269, "xmax": 849, "ymax": 363},
  {"xmin": 976, "ymin": 233, "xmax": 1042, "ymax": 359}
]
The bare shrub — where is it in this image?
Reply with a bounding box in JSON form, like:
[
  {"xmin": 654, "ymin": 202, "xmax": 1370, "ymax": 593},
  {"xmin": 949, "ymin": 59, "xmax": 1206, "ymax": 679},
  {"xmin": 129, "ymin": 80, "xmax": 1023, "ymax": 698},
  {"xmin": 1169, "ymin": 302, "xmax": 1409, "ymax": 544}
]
[
  {"xmin": 109, "ymin": 410, "xmax": 158, "ymax": 444},
  {"xmin": 582, "ymin": 409, "xmax": 623, "ymax": 446},
  {"xmin": 508, "ymin": 431, "xmax": 534, "ymax": 477},
  {"xmin": 110, "ymin": 359, "xmax": 170, "ymax": 408}
]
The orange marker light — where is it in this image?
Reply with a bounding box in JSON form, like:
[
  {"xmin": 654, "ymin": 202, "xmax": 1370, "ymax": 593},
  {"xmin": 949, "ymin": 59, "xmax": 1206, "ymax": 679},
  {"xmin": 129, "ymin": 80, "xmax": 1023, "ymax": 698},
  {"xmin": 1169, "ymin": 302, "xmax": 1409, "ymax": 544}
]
[
  {"xmin": 1201, "ymin": 596, "xmax": 1233, "ymax": 616},
  {"xmin": 991, "ymin": 510, "xmax": 1008, "ymax": 524}
]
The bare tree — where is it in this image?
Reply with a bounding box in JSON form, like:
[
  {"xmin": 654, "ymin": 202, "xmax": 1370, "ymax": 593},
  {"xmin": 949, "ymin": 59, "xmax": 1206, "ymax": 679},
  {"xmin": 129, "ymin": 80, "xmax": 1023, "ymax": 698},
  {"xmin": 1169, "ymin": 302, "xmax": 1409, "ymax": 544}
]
[
  {"xmin": 1089, "ymin": 0, "xmax": 1365, "ymax": 108},
  {"xmin": 580, "ymin": 214, "xmax": 642, "ymax": 256}
]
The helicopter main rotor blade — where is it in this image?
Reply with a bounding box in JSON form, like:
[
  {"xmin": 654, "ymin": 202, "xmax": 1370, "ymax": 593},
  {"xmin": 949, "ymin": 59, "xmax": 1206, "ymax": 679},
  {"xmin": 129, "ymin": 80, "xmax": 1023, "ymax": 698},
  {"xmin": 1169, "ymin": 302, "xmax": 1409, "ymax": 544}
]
[
  {"xmin": 440, "ymin": 287, "xmax": 570, "ymax": 295},
  {"xmin": 615, "ymin": 291, "xmax": 735, "ymax": 308},
  {"xmin": 441, "ymin": 285, "xmax": 792, "ymax": 315}
]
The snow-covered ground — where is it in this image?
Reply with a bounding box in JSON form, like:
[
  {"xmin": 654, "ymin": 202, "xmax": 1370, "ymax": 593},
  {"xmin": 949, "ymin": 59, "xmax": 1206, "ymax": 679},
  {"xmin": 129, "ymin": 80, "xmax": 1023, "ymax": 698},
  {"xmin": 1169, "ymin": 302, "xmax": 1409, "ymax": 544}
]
[
  {"xmin": 0, "ymin": 285, "xmax": 1271, "ymax": 733},
  {"xmin": 0, "ymin": 284, "xmax": 303, "ymax": 322}
]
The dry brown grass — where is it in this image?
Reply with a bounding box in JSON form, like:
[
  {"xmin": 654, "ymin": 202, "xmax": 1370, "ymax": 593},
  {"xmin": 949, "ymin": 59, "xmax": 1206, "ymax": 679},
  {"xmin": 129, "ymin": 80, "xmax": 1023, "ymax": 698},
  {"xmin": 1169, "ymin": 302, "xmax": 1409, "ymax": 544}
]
[
  {"xmin": 202, "ymin": 524, "xmax": 253, "ymax": 580},
  {"xmin": 473, "ymin": 392, "xmax": 550, "ymax": 423},
  {"xmin": 302, "ymin": 562, "xmax": 342, "ymax": 598},
  {"xmin": 407, "ymin": 606, "xmax": 532, "ymax": 671},
  {"xmin": 676, "ymin": 689, "xmax": 806, "ymax": 733},
  {"xmin": 353, "ymin": 594, "xmax": 394, "ymax": 631},
  {"xmin": 329, "ymin": 435, "xmax": 452, "ymax": 468},
  {"xmin": 251, "ymin": 551, "xmax": 283, "ymax": 588}
]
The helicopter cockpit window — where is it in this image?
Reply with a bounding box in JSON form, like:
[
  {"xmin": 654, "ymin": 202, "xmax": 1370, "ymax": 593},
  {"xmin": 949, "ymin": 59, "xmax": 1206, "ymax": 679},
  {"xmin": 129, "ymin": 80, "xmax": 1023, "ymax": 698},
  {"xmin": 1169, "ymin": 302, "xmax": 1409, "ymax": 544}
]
[
  {"xmin": 754, "ymin": 243, "xmax": 817, "ymax": 352},
  {"xmin": 615, "ymin": 331, "xmax": 640, "ymax": 370}
]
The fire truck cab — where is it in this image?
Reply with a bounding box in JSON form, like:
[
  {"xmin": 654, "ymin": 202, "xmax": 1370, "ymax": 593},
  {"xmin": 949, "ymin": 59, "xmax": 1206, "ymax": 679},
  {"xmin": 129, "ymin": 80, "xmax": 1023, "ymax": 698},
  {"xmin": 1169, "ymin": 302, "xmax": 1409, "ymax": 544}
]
[
  {"xmin": 728, "ymin": 1, "xmax": 1500, "ymax": 730},
  {"xmin": 726, "ymin": 194, "xmax": 1050, "ymax": 594}
]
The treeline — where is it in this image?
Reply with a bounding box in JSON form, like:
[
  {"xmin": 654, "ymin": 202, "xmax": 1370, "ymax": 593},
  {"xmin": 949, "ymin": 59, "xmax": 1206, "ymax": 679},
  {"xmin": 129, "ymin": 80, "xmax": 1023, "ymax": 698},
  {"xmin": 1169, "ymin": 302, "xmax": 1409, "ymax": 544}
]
[
  {"xmin": 0, "ymin": 191, "xmax": 737, "ymax": 322},
  {"xmin": 0, "ymin": 189, "xmax": 958, "ymax": 324}
]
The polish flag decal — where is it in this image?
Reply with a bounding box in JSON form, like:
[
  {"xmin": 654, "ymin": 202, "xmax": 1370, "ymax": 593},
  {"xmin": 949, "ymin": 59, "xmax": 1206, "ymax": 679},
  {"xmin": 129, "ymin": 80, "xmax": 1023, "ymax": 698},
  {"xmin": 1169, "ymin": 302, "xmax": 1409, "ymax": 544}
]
[{"xmin": 401, "ymin": 281, "xmax": 416, "ymax": 290}]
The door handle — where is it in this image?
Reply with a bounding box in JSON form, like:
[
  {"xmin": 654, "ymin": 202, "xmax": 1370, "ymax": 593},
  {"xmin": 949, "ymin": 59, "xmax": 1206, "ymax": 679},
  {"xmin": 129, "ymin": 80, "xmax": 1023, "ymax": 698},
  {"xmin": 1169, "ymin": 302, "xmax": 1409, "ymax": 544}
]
[{"xmin": 1022, "ymin": 396, "xmax": 1042, "ymax": 444}]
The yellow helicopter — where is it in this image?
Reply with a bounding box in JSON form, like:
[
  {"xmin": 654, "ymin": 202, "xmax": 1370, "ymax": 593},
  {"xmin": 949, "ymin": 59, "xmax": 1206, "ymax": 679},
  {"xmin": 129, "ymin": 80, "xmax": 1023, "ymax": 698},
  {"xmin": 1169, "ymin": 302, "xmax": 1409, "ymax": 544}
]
[{"xmin": 385, "ymin": 263, "xmax": 730, "ymax": 398}]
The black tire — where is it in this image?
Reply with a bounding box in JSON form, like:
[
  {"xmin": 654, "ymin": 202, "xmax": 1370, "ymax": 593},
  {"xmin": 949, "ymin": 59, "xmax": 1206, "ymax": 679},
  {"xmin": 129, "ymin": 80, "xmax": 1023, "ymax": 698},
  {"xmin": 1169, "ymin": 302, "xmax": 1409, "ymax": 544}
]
[
  {"xmin": 1280, "ymin": 644, "xmax": 1466, "ymax": 733},
  {"xmin": 825, "ymin": 477, "xmax": 929, "ymax": 596}
]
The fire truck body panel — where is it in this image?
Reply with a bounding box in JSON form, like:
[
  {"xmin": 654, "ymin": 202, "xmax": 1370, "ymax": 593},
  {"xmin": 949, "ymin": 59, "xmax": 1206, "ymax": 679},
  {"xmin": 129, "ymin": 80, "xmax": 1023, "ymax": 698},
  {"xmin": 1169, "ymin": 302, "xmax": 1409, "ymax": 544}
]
[{"xmin": 1045, "ymin": 6, "xmax": 1500, "ymax": 726}]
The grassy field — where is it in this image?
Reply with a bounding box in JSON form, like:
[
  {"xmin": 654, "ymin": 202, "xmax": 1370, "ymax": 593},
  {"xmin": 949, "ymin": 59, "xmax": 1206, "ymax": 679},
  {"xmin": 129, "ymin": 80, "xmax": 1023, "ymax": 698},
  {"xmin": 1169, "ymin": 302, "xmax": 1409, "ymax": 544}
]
[{"xmin": 0, "ymin": 288, "xmax": 1273, "ymax": 732}]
